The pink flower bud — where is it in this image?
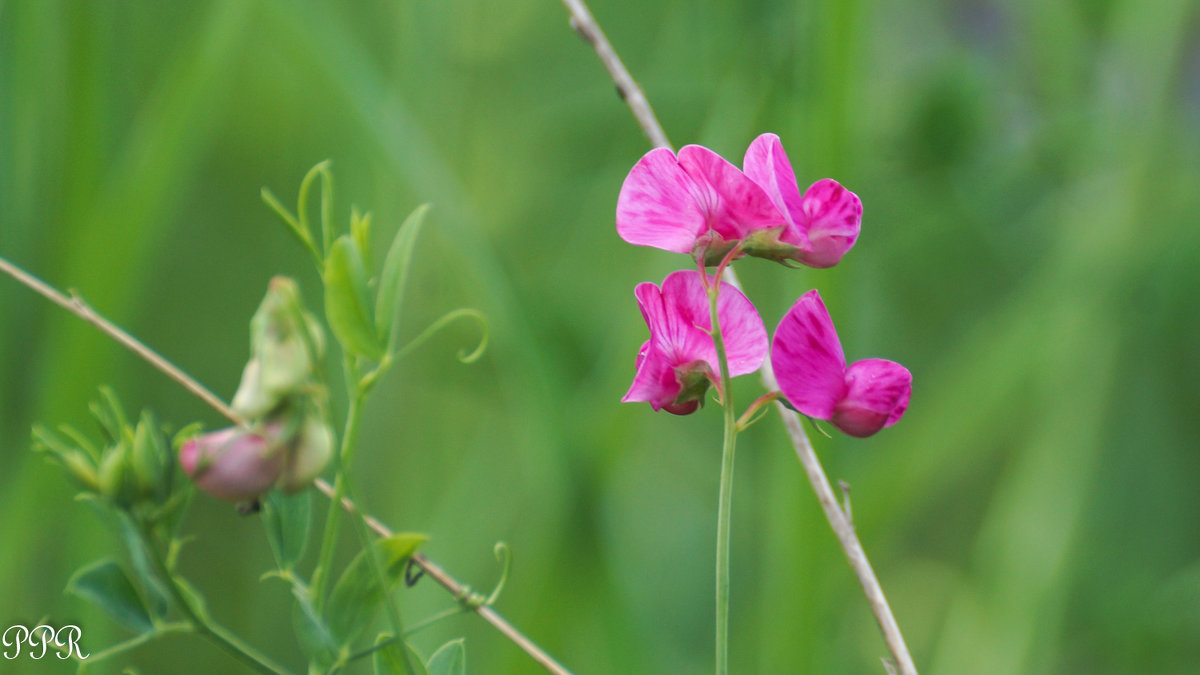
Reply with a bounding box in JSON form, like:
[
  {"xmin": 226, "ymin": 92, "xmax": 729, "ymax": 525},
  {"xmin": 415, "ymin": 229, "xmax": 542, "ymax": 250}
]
[{"xmin": 179, "ymin": 427, "xmax": 284, "ymax": 501}]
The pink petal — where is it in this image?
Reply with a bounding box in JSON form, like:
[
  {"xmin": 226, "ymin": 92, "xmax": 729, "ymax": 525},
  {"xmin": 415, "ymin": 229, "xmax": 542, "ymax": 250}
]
[
  {"xmin": 742, "ymin": 133, "xmax": 808, "ymax": 248},
  {"xmin": 656, "ymin": 270, "xmax": 718, "ymax": 365},
  {"xmin": 713, "ymin": 277, "xmax": 768, "ymax": 376},
  {"xmin": 621, "ymin": 340, "xmax": 680, "ymax": 410},
  {"xmin": 794, "ymin": 179, "xmax": 861, "ymax": 268},
  {"xmin": 832, "ymin": 359, "xmax": 912, "ymax": 437},
  {"xmin": 771, "ymin": 290, "xmax": 847, "ymax": 420},
  {"xmin": 677, "ymin": 145, "xmax": 786, "ymax": 241},
  {"xmin": 616, "ymin": 148, "xmax": 708, "ymax": 253}
]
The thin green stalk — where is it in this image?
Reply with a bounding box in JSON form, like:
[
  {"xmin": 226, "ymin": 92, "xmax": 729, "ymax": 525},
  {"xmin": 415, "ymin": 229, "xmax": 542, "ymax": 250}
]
[
  {"xmin": 708, "ymin": 275, "xmax": 737, "ymax": 675},
  {"xmin": 141, "ymin": 526, "xmax": 290, "ymax": 675},
  {"xmin": 311, "ymin": 381, "xmax": 365, "ymax": 608}
]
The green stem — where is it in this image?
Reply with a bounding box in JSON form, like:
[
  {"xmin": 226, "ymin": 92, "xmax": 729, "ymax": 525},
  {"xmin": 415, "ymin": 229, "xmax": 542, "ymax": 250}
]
[
  {"xmin": 312, "ymin": 382, "xmax": 365, "ymax": 608},
  {"xmin": 141, "ymin": 526, "xmax": 290, "ymax": 674},
  {"xmin": 708, "ymin": 275, "xmax": 737, "ymax": 675}
]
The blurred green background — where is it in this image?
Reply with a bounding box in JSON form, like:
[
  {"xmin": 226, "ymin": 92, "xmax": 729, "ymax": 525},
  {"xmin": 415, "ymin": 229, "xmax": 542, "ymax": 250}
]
[{"xmin": 3, "ymin": 0, "xmax": 1200, "ymax": 672}]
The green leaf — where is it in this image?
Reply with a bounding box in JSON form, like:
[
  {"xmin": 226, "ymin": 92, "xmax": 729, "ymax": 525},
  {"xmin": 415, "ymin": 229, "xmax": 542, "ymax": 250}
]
[
  {"xmin": 66, "ymin": 559, "xmax": 153, "ymax": 634},
  {"xmin": 262, "ymin": 489, "xmax": 312, "ymax": 571},
  {"xmin": 292, "ymin": 586, "xmax": 339, "ymax": 669},
  {"xmin": 375, "ymin": 204, "xmax": 430, "ymax": 346},
  {"xmin": 114, "ymin": 513, "xmax": 170, "ymax": 618},
  {"xmin": 325, "ymin": 235, "xmax": 385, "ymax": 360},
  {"xmin": 426, "ymin": 638, "xmax": 466, "ymax": 675},
  {"xmin": 327, "ymin": 533, "xmax": 427, "ymax": 645},
  {"xmin": 372, "ymin": 634, "xmax": 430, "ymax": 675}
]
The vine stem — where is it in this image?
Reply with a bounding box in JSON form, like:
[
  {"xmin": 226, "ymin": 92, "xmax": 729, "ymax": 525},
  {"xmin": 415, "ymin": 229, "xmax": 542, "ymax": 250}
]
[
  {"xmin": 707, "ymin": 275, "xmax": 737, "ymax": 675},
  {"xmin": 555, "ymin": 3, "xmax": 918, "ymax": 673},
  {"xmin": 0, "ymin": 254, "xmax": 573, "ymax": 675}
]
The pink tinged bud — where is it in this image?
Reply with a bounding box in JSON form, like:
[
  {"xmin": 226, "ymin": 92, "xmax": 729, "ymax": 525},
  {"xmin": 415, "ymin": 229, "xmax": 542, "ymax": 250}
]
[
  {"xmin": 622, "ymin": 270, "xmax": 767, "ymax": 414},
  {"xmin": 179, "ymin": 428, "xmax": 284, "ymax": 501},
  {"xmin": 616, "ymin": 145, "xmax": 786, "ymax": 259},
  {"xmin": 743, "ymin": 134, "xmax": 861, "ymax": 268},
  {"xmin": 772, "ymin": 290, "xmax": 910, "ymax": 438}
]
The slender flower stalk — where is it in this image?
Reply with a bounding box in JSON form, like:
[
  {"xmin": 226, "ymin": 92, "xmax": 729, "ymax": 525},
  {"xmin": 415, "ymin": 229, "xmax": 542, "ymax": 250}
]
[
  {"xmin": 707, "ymin": 274, "xmax": 738, "ymax": 675},
  {"xmin": 557, "ymin": 2, "xmax": 918, "ymax": 673},
  {"xmin": 0, "ymin": 255, "xmax": 573, "ymax": 675}
]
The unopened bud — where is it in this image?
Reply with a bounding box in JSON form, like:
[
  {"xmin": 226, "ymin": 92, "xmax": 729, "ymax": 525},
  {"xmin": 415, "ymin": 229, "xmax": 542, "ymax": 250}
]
[
  {"xmin": 179, "ymin": 427, "xmax": 284, "ymax": 501},
  {"xmin": 277, "ymin": 418, "xmax": 334, "ymax": 493},
  {"xmin": 232, "ymin": 277, "xmax": 324, "ymax": 418}
]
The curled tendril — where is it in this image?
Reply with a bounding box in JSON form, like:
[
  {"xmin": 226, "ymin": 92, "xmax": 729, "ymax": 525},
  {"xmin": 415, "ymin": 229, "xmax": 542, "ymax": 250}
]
[
  {"xmin": 393, "ymin": 308, "xmax": 489, "ymax": 365},
  {"xmin": 485, "ymin": 541, "xmax": 512, "ymax": 606}
]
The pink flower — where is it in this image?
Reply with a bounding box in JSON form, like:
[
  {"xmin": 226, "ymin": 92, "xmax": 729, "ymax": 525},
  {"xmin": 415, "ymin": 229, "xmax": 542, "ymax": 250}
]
[
  {"xmin": 179, "ymin": 427, "xmax": 284, "ymax": 501},
  {"xmin": 742, "ymin": 134, "xmax": 861, "ymax": 268},
  {"xmin": 772, "ymin": 290, "xmax": 910, "ymax": 437},
  {"xmin": 616, "ymin": 145, "xmax": 786, "ymax": 262},
  {"xmin": 622, "ymin": 270, "xmax": 767, "ymax": 414}
]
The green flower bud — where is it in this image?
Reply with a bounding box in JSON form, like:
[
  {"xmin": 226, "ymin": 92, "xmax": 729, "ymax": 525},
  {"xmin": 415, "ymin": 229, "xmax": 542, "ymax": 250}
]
[
  {"xmin": 232, "ymin": 277, "xmax": 324, "ymax": 418},
  {"xmin": 277, "ymin": 417, "xmax": 334, "ymax": 494},
  {"xmin": 98, "ymin": 441, "xmax": 138, "ymax": 508}
]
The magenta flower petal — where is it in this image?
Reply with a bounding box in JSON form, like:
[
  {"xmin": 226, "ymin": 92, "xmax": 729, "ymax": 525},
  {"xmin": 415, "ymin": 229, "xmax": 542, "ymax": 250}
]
[
  {"xmin": 743, "ymin": 133, "xmax": 808, "ymax": 248},
  {"xmin": 713, "ymin": 277, "xmax": 768, "ymax": 376},
  {"xmin": 771, "ymin": 290, "xmax": 847, "ymax": 420},
  {"xmin": 797, "ymin": 178, "xmax": 862, "ymax": 268},
  {"xmin": 616, "ymin": 145, "xmax": 785, "ymax": 256},
  {"xmin": 832, "ymin": 359, "xmax": 912, "ymax": 438},
  {"xmin": 617, "ymin": 148, "xmax": 709, "ymax": 253},
  {"xmin": 675, "ymin": 145, "xmax": 786, "ymax": 242},
  {"xmin": 621, "ymin": 340, "xmax": 680, "ymax": 409},
  {"xmin": 743, "ymin": 134, "xmax": 861, "ymax": 268}
]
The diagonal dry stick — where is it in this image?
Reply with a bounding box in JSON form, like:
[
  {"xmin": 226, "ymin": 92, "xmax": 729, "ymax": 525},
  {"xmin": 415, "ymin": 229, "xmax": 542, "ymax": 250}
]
[
  {"xmin": 0, "ymin": 254, "xmax": 573, "ymax": 675},
  {"xmin": 557, "ymin": 2, "xmax": 918, "ymax": 673}
]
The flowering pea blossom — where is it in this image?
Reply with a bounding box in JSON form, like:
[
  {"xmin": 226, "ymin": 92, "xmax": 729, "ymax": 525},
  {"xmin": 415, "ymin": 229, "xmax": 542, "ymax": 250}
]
[
  {"xmin": 622, "ymin": 270, "xmax": 767, "ymax": 414},
  {"xmin": 742, "ymin": 133, "xmax": 861, "ymax": 268},
  {"xmin": 616, "ymin": 135, "xmax": 861, "ymax": 268},
  {"xmin": 771, "ymin": 290, "xmax": 911, "ymax": 437},
  {"xmin": 616, "ymin": 144, "xmax": 786, "ymax": 263}
]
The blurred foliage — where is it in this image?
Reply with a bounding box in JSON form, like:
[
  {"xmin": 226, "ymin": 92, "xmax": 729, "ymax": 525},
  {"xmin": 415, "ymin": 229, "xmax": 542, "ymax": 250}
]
[{"xmin": 3, "ymin": 0, "xmax": 1200, "ymax": 672}]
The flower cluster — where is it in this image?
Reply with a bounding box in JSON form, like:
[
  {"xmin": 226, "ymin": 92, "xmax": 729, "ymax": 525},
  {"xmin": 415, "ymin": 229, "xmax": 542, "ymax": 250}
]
[
  {"xmin": 618, "ymin": 134, "xmax": 910, "ymax": 437},
  {"xmin": 181, "ymin": 278, "xmax": 335, "ymax": 501}
]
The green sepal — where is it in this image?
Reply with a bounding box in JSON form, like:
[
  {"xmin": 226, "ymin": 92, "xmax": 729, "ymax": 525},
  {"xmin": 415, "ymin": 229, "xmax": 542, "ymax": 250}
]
[
  {"xmin": 327, "ymin": 533, "xmax": 427, "ymax": 645},
  {"xmin": 375, "ymin": 204, "xmax": 430, "ymax": 347},
  {"xmin": 65, "ymin": 559, "xmax": 154, "ymax": 634},
  {"xmin": 426, "ymin": 638, "xmax": 466, "ymax": 675},
  {"xmin": 262, "ymin": 489, "xmax": 312, "ymax": 571},
  {"xmin": 325, "ymin": 235, "xmax": 385, "ymax": 360},
  {"xmin": 130, "ymin": 411, "xmax": 169, "ymax": 503}
]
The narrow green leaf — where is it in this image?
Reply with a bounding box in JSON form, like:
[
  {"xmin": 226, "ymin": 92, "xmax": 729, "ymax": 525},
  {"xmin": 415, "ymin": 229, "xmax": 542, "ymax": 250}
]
[
  {"xmin": 372, "ymin": 633, "xmax": 431, "ymax": 675},
  {"xmin": 375, "ymin": 204, "xmax": 430, "ymax": 346},
  {"xmin": 262, "ymin": 489, "xmax": 312, "ymax": 570},
  {"xmin": 426, "ymin": 638, "xmax": 466, "ymax": 675},
  {"xmin": 292, "ymin": 586, "xmax": 339, "ymax": 669},
  {"xmin": 66, "ymin": 559, "xmax": 153, "ymax": 634},
  {"xmin": 327, "ymin": 533, "xmax": 427, "ymax": 645},
  {"xmin": 115, "ymin": 513, "xmax": 170, "ymax": 618},
  {"xmin": 325, "ymin": 235, "xmax": 385, "ymax": 360}
]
